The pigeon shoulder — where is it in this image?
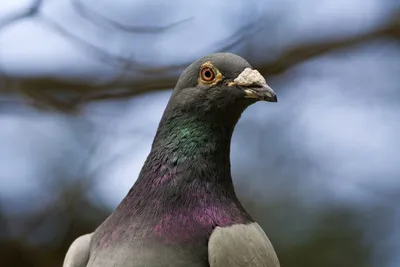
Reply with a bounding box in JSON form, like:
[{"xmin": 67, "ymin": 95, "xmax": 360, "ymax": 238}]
[
  {"xmin": 208, "ymin": 222, "xmax": 280, "ymax": 267},
  {"xmin": 63, "ymin": 233, "xmax": 93, "ymax": 267}
]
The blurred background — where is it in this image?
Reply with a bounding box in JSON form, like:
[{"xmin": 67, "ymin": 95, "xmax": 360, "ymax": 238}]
[{"xmin": 0, "ymin": 0, "xmax": 399, "ymax": 266}]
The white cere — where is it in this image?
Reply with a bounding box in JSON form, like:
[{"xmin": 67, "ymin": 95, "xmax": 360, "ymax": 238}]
[{"xmin": 233, "ymin": 68, "xmax": 267, "ymax": 87}]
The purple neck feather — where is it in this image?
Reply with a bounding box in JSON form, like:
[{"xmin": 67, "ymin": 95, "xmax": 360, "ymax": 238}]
[{"xmin": 109, "ymin": 106, "xmax": 253, "ymax": 243}]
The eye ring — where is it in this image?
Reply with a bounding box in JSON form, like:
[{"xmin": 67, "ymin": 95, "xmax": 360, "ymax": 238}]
[{"xmin": 200, "ymin": 67, "xmax": 216, "ymax": 82}]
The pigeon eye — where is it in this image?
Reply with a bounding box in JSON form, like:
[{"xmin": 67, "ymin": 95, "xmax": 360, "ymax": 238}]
[{"xmin": 200, "ymin": 67, "xmax": 216, "ymax": 82}]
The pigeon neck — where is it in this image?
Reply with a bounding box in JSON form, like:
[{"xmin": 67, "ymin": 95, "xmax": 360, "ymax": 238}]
[
  {"xmin": 156, "ymin": 114, "xmax": 233, "ymax": 179},
  {"xmin": 115, "ymin": 105, "xmax": 253, "ymax": 235},
  {"xmin": 133, "ymin": 107, "xmax": 242, "ymax": 196}
]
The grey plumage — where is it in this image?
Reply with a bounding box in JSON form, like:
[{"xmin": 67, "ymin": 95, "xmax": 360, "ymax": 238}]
[
  {"xmin": 63, "ymin": 233, "xmax": 92, "ymax": 267},
  {"xmin": 208, "ymin": 223, "xmax": 280, "ymax": 267},
  {"xmin": 63, "ymin": 53, "xmax": 280, "ymax": 267}
]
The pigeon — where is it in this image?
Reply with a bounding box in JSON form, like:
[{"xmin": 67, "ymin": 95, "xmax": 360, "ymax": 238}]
[{"xmin": 63, "ymin": 53, "xmax": 280, "ymax": 267}]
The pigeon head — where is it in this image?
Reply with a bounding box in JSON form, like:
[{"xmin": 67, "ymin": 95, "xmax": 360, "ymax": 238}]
[
  {"xmin": 152, "ymin": 52, "xmax": 278, "ymax": 156},
  {"xmin": 168, "ymin": 53, "xmax": 277, "ymax": 119}
]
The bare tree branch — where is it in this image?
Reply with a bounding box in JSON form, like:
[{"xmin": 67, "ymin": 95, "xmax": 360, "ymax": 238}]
[
  {"xmin": 257, "ymin": 14, "xmax": 400, "ymax": 75},
  {"xmin": 71, "ymin": 0, "xmax": 193, "ymax": 33},
  {"xmin": 37, "ymin": 14, "xmax": 149, "ymax": 72},
  {"xmin": 0, "ymin": 0, "xmax": 43, "ymax": 80},
  {"xmin": 0, "ymin": 0, "xmax": 43, "ymax": 32},
  {"xmin": 1, "ymin": 9, "xmax": 399, "ymax": 112}
]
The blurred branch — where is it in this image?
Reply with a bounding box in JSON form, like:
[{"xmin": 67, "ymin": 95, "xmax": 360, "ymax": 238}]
[
  {"xmin": 1, "ymin": 9, "xmax": 400, "ymax": 112},
  {"xmin": 71, "ymin": 0, "xmax": 193, "ymax": 33},
  {"xmin": 38, "ymin": 14, "xmax": 145, "ymax": 71},
  {"xmin": 0, "ymin": 0, "xmax": 42, "ymax": 32},
  {"xmin": 257, "ymin": 12, "xmax": 400, "ymax": 75}
]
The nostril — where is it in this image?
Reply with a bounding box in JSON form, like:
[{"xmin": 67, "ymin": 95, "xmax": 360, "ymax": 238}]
[{"xmin": 249, "ymin": 84, "xmax": 264, "ymax": 89}]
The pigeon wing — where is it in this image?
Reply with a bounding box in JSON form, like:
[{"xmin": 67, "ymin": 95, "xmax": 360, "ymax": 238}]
[
  {"xmin": 63, "ymin": 233, "xmax": 93, "ymax": 267},
  {"xmin": 208, "ymin": 223, "xmax": 280, "ymax": 267}
]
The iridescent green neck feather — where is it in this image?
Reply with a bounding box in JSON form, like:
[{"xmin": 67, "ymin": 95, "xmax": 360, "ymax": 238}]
[{"xmin": 131, "ymin": 101, "xmax": 245, "ymax": 197}]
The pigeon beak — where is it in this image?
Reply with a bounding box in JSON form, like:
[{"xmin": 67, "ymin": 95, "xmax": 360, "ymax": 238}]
[
  {"xmin": 243, "ymin": 85, "xmax": 277, "ymax": 102},
  {"xmin": 232, "ymin": 68, "xmax": 277, "ymax": 102}
]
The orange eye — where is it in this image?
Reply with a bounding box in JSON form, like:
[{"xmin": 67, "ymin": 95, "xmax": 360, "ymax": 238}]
[{"xmin": 200, "ymin": 67, "xmax": 215, "ymax": 82}]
